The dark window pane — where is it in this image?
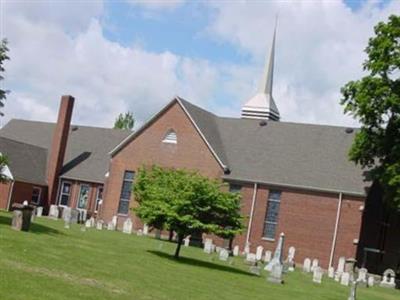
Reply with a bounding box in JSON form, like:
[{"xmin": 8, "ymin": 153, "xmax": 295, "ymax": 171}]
[
  {"xmin": 77, "ymin": 185, "xmax": 90, "ymax": 209},
  {"xmin": 62, "ymin": 183, "xmax": 71, "ymax": 194},
  {"xmin": 263, "ymin": 222, "xmax": 277, "ymax": 239},
  {"xmin": 60, "ymin": 194, "xmax": 69, "ymax": 206},
  {"xmin": 121, "ymin": 181, "xmax": 132, "ymax": 199},
  {"xmin": 269, "ymin": 190, "xmax": 281, "ymax": 200},
  {"xmin": 266, "ymin": 201, "xmax": 280, "ymax": 223},
  {"xmin": 118, "ymin": 200, "xmax": 130, "ymax": 214},
  {"xmin": 229, "ymin": 184, "xmax": 242, "ymax": 193},
  {"xmin": 124, "ymin": 171, "xmax": 135, "ymax": 181},
  {"xmin": 97, "ymin": 187, "xmax": 103, "ymax": 200}
]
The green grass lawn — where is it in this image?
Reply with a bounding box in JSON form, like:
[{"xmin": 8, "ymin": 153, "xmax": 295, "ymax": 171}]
[{"xmin": 0, "ymin": 211, "xmax": 398, "ymax": 300}]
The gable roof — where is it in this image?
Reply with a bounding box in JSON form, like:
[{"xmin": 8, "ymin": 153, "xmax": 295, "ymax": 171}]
[{"xmin": 0, "ymin": 119, "xmax": 130, "ymax": 184}]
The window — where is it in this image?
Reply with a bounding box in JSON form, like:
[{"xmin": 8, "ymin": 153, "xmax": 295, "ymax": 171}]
[
  {"xmin": 31, "ymin": 187, "xmax": 41, "ymax": 205},
  {"xmin": 77, "ymin": 184, "xmax": 90, "ymax": 209},
  {"xmin": 59, "ymin": 181, "xmax": 72, "ymax": 206},
  {"xmin": 229, "ymin": 184, "xmax": 242, "ymax": 194},
  {"xmin": 95, "ymin": 186, "xmax": 104, "ymax": 212},
  {"xmin": 162, "ymin": 129, "xmax": 177, "ymax": 144},
  {"xmin": 118, "ymin": 171, "xmax": 135, "ymax": 214},
  {"xmin": 263, "ymin": 190, "xmax": 281, "ymax": 239}
]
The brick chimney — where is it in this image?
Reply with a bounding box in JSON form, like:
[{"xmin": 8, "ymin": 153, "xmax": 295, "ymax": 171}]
[{"xmin": 46, "ymin": 95, "xmax": 74, "ymax": 209}]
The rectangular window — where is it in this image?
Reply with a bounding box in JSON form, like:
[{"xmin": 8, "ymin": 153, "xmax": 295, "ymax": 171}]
[
  {"xmin": 77, "ymin": 184, "xmax": 90, "ymax": 209},
  {"xmin": 263, "ymin": 190, "xmax": 281, "ymax": 239},
  {"xmin": 118, "ymin": 171, "xmax": 135, "ymax": 215},
  {"xmin": 31, "ymin": 187, "xmax": 42, "ymax": 205},
  {"xmin": 95, "ymin": 186, "xmax": 103, "ymax": 212},
  {"xmin": 59, "ymin": 181, "xmax": 72, "ymax": 206},
  {"xmin": 229, "ymin": 184, "xmax": 242, "ymax": 194}
]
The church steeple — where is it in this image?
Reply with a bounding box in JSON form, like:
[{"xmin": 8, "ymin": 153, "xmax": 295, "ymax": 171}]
[{"xmin": 241, "ymin": 20, "xmax": 280, "ymax": 121}]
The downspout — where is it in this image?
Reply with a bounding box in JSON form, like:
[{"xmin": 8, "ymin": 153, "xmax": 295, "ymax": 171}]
[
  {"xmin": 246, "ymin": 183, "xmax": 258, "ymax": 247},
  {"xmin": 329, "ymin": 192, "xmax": 343, "ymax": 268},
  {"xmin": 6, "ymin": 180, "xmax": 15, "ymax": 211}
]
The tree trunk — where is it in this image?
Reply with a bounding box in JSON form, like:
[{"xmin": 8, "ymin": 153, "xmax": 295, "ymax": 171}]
[
  {"xmin": 169, "ymin": 230, "xmax": 174, "ymax": 241},
  {"xmin": 174, "ymin": 234, "xmax": 184, "ymax": 259}
]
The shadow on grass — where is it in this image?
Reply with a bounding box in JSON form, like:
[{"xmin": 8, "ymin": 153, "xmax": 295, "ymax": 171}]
[
  {"xmin": 0, "ymin": 215, "xmax": 64, "ymax": 235},
  {"xmin": 148, "ymin": 250, "xmax": 255, "ymax": 277}
]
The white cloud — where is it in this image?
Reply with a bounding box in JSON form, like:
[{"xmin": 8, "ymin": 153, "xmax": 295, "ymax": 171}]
[{"xmin": 126, "ymin": 0, "xmax": 185, "ymax": 11}]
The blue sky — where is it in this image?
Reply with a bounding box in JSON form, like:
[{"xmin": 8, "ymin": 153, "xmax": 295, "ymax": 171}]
[{"xmin": 1, "ymin": 0, "xmax": 399, "ymax": 128}]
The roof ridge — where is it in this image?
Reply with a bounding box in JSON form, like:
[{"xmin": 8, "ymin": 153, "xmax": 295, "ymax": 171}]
[{"xmin": 0, "ymin": 135, "xmax": 49, "ymax": 151}]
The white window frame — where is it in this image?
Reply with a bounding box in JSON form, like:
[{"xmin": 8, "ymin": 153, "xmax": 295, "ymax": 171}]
[
  {"xmin": 31, "ymin": 186, "xmax": 42, "ymax": 205},
  {"xmin": 58, "ymin": 181, "xmax": 72, "ymax": 207},
  {"xmin": 76, "ymin": 184, "xmax": 90, "ymax": 210},
  {"xmin": 95, "ymin": 186, "xmax": 104, "ymax": 212},
  {"xmin": 162, "ymin": 129, "xmax": 177, "ymax": 144}
]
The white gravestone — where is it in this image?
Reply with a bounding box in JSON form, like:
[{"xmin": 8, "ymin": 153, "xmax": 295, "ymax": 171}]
[
  {"xmin": 96, "ymin": 220, "xmax": 103, "ymax": 230},
  {"xmin": 107, "ymin": 222, "xmax": 115, "ymax": 231},
  {"xmin": 256, "ymin": 246, "xmax": 264, "ymax": 261},
  {"xmin": 265, "ymin": 233, "xmax": 285, "ymax": 272},
  {"xmin": 203, "ymin": 239, "xmax": 213, "ymax": 254},
  {"xmin": 367, "ymin": 276, "xmax": 374, "ymax": 287},
  {"xmin": 246, "ymin": 253, "xmax": 257, "ymax": 264},
  {"xmin": 337, "ymin": 257, "xmax": 346, "ymax": 275},
  {"xmin": 287, "ymin": 246, "xmax": 296, "ymax": 271},
  {"xmin": 303, "ymin": 258, "xmax": 311, "ymax": 273},
  {"xmin": 219, "ymin": 249, "xmax": 229, "ymax": 261},
  {"xmin": 85, "ymin": 219, "xmax": 92, "ymax": 228},
  {"xmin": 341, "ymin": 272, "xmax": 350, "ymax": 286},
  {"xmin": 184, "ymin": 237, "xmax": 190, "ymax": 247},
  {"xmin": 111, "ymin": 216, "xmax": 118, "ymax": 229},
  {"xmin": 334, "ymin": 272, "xmax": 341, "ymax": 282},
  {"xmin": 122, "ymin": 218, "xmax": 133, "ymax": 234},
  {"xmin": 244, "ymin": 243, "xmax": 250, "ymax": 255},
  {"xmin": 36, "ymin": 206, "xmax": 43, "ymax": 217},
  {"xmin": 63, "ymin": 207, "xmax": 72, "ymax": 228},
  {"xmin": 380, "ymin": 269, "xmax": 396, "ymax": 288},
  {"xmin": 49, "ymin": 205, "xmax": 59, "ymax": 219},
  {"xmin": 264, "ymin": 250, "xmax": 272, "ymax": 263},
  {"xmin": 328, "ymin": 266, "xmax": 335, "ymax": 278},
  {"xmin": 357, "ymin": 268, "xmax": 368, "ymax": 286},
  {"xmin": 233, "ymin": 245, "xmax": 239, "ymax": 256},
  {"xmin": 311, "ymin": 259, "xmax": 319, "ymax": 272},
  {"xmin": 136, "ymin": 229, "xmax": 143, "ymax": 236},
  {"xmin": 268, "ymin": 263, "xmax": 284, "ymax": 284},
  {"xmin": 313, "ymin": 267, "xmax": 323, "ymax": 284},
  {"xmin": 89, "ymin": 217, "xmax": 95, "ymax": 227},
  {"xmin": 215, "ymin": 246, "xmax": 222, "ymax": 253},
  {"xmin": 143, "ymin": 224, "xmax": 149, "ymax": 236}
]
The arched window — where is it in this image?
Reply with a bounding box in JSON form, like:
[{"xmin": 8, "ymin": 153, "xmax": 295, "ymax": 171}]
[{"xmin": 162, "ymin": 129, "xmax": 177, "ymax": 144}]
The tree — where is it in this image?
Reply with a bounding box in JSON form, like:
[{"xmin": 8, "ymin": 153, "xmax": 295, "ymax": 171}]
[
  {"xmin": 114, "ymin": 112, "xmax": 135, "ymax": 130},
  {"xmin": 133, "ymin": 165, "xmax": 244, "ymax": 258},
  {"xmin": 0, "ymin": 154, "xmax": 9, "ymax": 183},
  {"xmin": 341, "ymin": 15, "xmax": 400, "ymax": 208},
  {"xmin": 0, "ymin": 39, "xmax": 9, "ymax": 117}
]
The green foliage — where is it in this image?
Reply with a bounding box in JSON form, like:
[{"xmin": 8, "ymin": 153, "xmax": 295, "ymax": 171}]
[
  {"xmin": 134, "ymin": 165, "xmax": 244, "ymax": 258},
  {"xmin": 341, "ymin": 15, "xmax": 400, "ymax": 208},
  {"xmin": 114, "ymin": 112, "xmax": 135, "ymax": 130},
  {"xmin": 0, "ymin": 154, "xmax": 10, "ymax": 183},
  {"xmin": 0, "ymin": 39, "xmax": 9, "ymax": 117}
]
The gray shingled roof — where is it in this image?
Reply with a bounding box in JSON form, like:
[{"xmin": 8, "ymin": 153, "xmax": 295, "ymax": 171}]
[
  {"xmin": 179, "ymin": 98, "xmax": 368, "ymax": 196},
  {"xmin": 0, "ymin": 120, "xmax": 130, "ymax": 184},
  {"xmin": 0, "ymin": 137, "xmax": 48, "ymax": 185}
]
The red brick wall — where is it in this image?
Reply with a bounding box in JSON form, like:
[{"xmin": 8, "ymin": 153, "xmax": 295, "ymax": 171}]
[
  {"xmin": 6, "ymin": 181, "xmax": 47, "ymax": 208},
  {"xmin": 101, "ymin": 101, "xmax": 223, "ymax": 227},
  {"xmin": 231, "ymin": 184, "xmax": 364, "ymax": 269},
  {"xmin": 0, "ymin": 181, "xmax": 12, "ymax": 209}
]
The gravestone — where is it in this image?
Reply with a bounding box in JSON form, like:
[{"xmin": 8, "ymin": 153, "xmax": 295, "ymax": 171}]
[
  {"xmin": 215, "ymin": 246, "xmax": 222, "ymax": 253},
  {"xmin": 348, "ymin": 278, "xmax": 358, "ymax": 300},
  {"xmin": 311, "ymin": 259, "xmax": 319, "ymax": 272},
  {"xmin": 136, "ymin": 229, "xmax": 143, "ymax": 236},
  {"xmin": 337, "ymin": 256, "xmax": 346, "ymax": 275},
  {"xmin": 49, "ymin": 205, "xmax": 59, "ymax": 219},
  {"xmin": 96, "ymin": 220, "xmax": 103, "ymax": 230},
  {"xmin": 357, "ymin": 268, "xmax": 368, "ymax": 287},
  {"xmin": 143, "ymin": 224, "xmax": 149, "ymax": 236},
  {"xmin": 107, "ymin": 222, "xmax": 115, "ymax": 231},
  {"xmin": 70, "ymin": 209, "xmax": 79, "ymax": 224},
  {"xmin": 244, "ymin": 243, "xmax": 250, "ymax": 255},
  {"xmin": 303, "ymin": 258, "xmax": 311, "ymax": 273},
  {"xmin": 89, "ymin": 217, "xmax": 95, "ymax": 227},
  {"xmin": 367, "ymin": 276, "xmax": 374, "ymax": 287},
  {"xmin": 328, "ymin": 266, "xmax": 335, "ymax": 278},
  {"xmin": 184, "ymin": 237, "xmax": 190, "ymax": 247},
  {"xmin": 246, "ymin": 253, "xmax": 257, "ymax": 264},
  {"xmin": 286, "ymin": 246, "xmax": 296, "ymax": 271},
  {"xmin": 265, "ymin": 232, "xmax": 285, "ymax": 272},
  {"xmin": 111, "ymin": 215, "xmax": 118, "ymax": 229},
  {"xmin": 341, "ymin": 272, "xmax": 350, "ymax": 286},
  {"xmin": 36, "ymin": 206, "xmax": 43, "ymax": 217},
  {"xmin": 203, "ymin": 238, "xmax": 213, "ymax": 254},
  {"xmin": 264, "ymin": 250, "xmax": 272, "ymax": 263},
  {"xmin": 334, "ymin": 272, "xmax": 341, "ymax": 282},
  {"xmin": 85, "ymin": 219, "xmax": 92, "ymax": 228},
  {"xmin": 233, "ymin": 245, "xmax": 239, "ymax": 256},
  {"xmin": 11, "ymin": 210, "xmax": 23, "ymax": 231},
  {"xmin": 219, "ymin": 249, "xmax": 229, "ymax": 261},
  {"xmin": 256, "ymin": 246, "xmax": 264, "ymax": 261},
  {"xmin": 250, "ymin": 263, "xmax": 261, "ymax": 276},
  {"xmin": 122, "ymin": 218, "xmax": 133, "ymax": 234},
  {"xmin": 380, "ymin": 269, "xmax": 396, "ymax": 288},
  {"xmin": 63, "ymin": 207, "xmax": 72, "ymax": 228},
  {"xmin": 267, "ymin": 263, "xmax": 283, "ymax": 284},
  {"xmin": 313, "ymin": 267, "xmax": 323, "ymax": 284}
]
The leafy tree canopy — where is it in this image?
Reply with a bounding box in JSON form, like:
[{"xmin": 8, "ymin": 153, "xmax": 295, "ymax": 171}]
[
  {"xmin": 114, "ymin": 112, "xmax": 135, "ymax": 130},
  {"xmin": 0, "ymin": 154, "xmax": 10, "ymax": 183},
  {"xmin": 134, "ymin": 165, "xmax": 244, "ymax": 258},
  {"xmin": 341, "ymin": 15, "xmax": 400, "ymax": 207},
  {"xmin": 0, "ymin": 39, "xmax": 9, "ymax": 117}
]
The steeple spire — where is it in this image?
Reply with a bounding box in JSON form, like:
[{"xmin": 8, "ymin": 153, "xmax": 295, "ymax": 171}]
[{"xmin": 241, "ymin": 18, "xmax": 280, "ymax": 121}]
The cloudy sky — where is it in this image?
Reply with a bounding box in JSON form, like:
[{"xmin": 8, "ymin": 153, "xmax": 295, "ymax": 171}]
[{"xmin": 0, "ymin": 0, "xmax": 399, "ymax": 128}]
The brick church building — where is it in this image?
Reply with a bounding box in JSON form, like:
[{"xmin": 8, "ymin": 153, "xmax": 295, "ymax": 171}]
[{"xmin": 0, "ymin": 29, "xmax": 398, "ymax": 273}]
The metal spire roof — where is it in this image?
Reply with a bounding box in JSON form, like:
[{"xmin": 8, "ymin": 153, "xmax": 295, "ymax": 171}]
[{"xmin": 241, "ymin": 19, "xmax": 280, "ymax": 121}]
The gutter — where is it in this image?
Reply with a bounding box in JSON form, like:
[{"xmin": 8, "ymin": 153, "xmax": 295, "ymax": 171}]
[
  {"xmin": 246, "ymin": 183, "xmax": 258, "ymax": 246},
  {"xmin": 329, "ymin": 192, "xmax": 343, "ymax": 268}
]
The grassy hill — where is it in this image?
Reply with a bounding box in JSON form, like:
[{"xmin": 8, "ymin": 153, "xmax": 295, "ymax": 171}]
[{"xmin": 0, "ymin": 211, "xmax": 398, "ymax": 300}]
